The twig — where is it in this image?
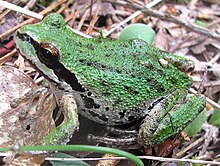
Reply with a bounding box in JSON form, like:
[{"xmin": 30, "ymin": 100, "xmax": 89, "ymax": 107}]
[
  {"xmin": 0, "ymin": 0, "xmax": 67, "ymax": 40},
  {"xmin": 190, "ymin": 88, "xmax": 220, "ymax": 110},
  {"xmin": 0, "ymin": 152, "xmax": 219, "ymax": 165},
  {"xmin": 104, "ymin": 0, "xmax": 220, "ymax": 41},
  {"xmin": 0, "ymin": 49, "xmax": 17, "ymax": 65},
  {"xmin": 103, "ymin": 0, "xmax": 162, "ymax": 37},
  {"xmin": 0, "ymin": 3, "xmax": 14, "ymax": 20},
  {"xmin": 0, "ymin": 0, "xmax": 43, "ymax": 20},
  {"xmin": 45, "ymin": 156, "xmax": 220, "ymax": 165},
  {"xmin": 56, "ymin": 0, "xmax": 75, "ymax": 14},
  {"xmin": 204, "ymin": 80, "xmax": 220, "ymax": 87},
  {"xmin": 175, "ymin": 137, "xmax": 204, "ymax": 157},
  {"xmin": 86, "ymin": 0, "xmax": 100, "ymax": 34},
  {"xmin": 77, "ymin": 9, "xmax": 89, "ymax": 30},
  {"xmin": 0, "ymin": 0, "xmax": 91, "ymax": 39}
]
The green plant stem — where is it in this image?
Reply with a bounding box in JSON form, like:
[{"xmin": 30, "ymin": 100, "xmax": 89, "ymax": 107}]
[{"xmin": 0, "ymin": 145, "xmax": 144, "ymax": 166}]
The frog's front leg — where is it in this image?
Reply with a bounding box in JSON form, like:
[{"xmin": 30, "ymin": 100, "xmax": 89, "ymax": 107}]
[
  {"xmin": 10, "ymin": 88, "xmax": 78, "ymax": 146},
  {"xmin": 138, "ymin": 89, "xmax": 205, "ymax": 146},
  {"xmin": 42, "ymin": 94, "xmax": 79, "ymax": 145}
]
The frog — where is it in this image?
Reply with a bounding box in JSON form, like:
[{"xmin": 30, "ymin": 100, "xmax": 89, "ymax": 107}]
[{"xmin": 14, "ymin": 13, "xmax": 205, "ymax": 146}]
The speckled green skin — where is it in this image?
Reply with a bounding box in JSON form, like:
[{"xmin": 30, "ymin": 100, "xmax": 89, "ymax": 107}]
[{"xmin": 15, "ymin": 14, "xmax": 205, "ymax": 145}]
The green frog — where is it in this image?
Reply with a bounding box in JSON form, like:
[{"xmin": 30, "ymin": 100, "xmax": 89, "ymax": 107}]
[{"xmin": 14, "ymin": 13, "xmax": 205, "ymax": 146}]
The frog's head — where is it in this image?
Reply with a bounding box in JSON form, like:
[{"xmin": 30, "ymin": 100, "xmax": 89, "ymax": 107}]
[{"xmin": 14, "ymin": 13, "xmax": 72, "ymax": 87}]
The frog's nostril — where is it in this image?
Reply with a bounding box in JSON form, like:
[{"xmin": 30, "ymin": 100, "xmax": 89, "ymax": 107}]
[
  {"xmin": 16, "ymin": 32, "xmax": 31, "ymax": 42},
  {"xmin": 24, "ymin": 34, "xmax": 31, "ymax": 42}
]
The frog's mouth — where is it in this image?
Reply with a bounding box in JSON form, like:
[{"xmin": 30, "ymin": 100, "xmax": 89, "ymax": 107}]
[{"xmin": 15, "ymin": 31, "xmax": 85, "ymax": 93}]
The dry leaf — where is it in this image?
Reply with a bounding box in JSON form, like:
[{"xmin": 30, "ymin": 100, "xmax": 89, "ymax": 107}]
[{"xmin": 0, "ymin": 66, "xmax": 57, "ymax": 165}]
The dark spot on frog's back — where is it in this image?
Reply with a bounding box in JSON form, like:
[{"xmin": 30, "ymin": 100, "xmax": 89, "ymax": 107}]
[
  {"xmin": 156, "ymin": 85, "xmax": 165, "ymax": 93},
  {"xmin": 86, "ymin": 43, "xmax": 95, "ymax": 50},
  {"xmin": 80, "ymin": 94, "xmax": 100, "ymax": 109},
  {"xmin": 119, "ymin": 110, "xmax": 126, "ymax": 119},
  {"xmin": 105, "ymin": 53, "xmax": 111, "ymax": 57},
  {"xmin": 79, "ymin": 59, "xmax": 85, "ymax": 63},
  {"xmin": 157, "ymin": 69, "xmax": 165, "ymax": 76},
  {"xmin": 101, "ymin": 80, "xmax": 109, "ymax": 86},
  {"xmin": 124, "ymin": 85, "xmax": 139, "ymax": 95}
]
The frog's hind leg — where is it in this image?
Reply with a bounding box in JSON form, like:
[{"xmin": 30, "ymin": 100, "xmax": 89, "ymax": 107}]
[
  {"xmin": 138, "ymin": 89, "xmax": 205, "ymax": 146},
  {"xmin": 87, "ymin": 127, "xmax": 141, "ymax": 149}
]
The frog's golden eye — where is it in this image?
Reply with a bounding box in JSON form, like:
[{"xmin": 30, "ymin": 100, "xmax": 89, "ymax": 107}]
[
  {"xmin": 40, "ymin": 43, "xmax": 59, "ymax": 57},
  {"xmin": 38, "ymin": 43, "xmax": 60, "ymax": 66}
]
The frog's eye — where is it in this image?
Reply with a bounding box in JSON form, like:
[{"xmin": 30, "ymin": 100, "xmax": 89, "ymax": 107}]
[{"xmin": 38, "ymin": 43, "xmax": 60, "ymax": 66}]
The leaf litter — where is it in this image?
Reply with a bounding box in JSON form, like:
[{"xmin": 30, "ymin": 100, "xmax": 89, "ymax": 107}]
[{"xmin": 0, "ymin": 0, "xmax": 220, "ymax": 165}]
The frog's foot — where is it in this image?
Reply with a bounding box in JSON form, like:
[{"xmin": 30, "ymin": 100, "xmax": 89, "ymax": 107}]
[
  {"xmin": 42, "ymin": 94, "xmax": 79, "ymax": 145},
  {"xmin": 138, "ymin": 89, "xmax": 205, "ymax": 146}
]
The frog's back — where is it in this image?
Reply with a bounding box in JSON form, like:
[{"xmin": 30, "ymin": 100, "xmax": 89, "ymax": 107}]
[{"xmin": 60, "ymin": 34, "xmax": 192, "ymax": 125}]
